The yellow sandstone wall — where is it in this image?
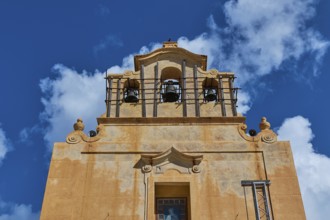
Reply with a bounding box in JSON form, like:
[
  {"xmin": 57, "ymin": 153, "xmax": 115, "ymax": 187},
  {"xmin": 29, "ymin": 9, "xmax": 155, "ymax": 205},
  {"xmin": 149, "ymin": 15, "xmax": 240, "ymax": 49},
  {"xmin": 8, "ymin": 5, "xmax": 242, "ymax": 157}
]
[{"xmin": 40, "ymin": 117, "xmax": 306, "ymax": 220}]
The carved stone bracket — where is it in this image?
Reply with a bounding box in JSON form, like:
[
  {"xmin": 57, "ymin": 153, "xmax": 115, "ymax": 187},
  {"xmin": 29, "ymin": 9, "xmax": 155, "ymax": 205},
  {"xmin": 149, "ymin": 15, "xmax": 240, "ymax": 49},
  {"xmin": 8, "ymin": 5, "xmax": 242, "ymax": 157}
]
[
  {"xmin": 140, "ymin": 147, "xmax": 203, "ymax": 174},
  {"xmin": 66, "ymin": 119, "xmax": 105, "ymax": 144},
  {"xmin": 238, "ymin": 117, "xmax": 277, "ymax": 144}
]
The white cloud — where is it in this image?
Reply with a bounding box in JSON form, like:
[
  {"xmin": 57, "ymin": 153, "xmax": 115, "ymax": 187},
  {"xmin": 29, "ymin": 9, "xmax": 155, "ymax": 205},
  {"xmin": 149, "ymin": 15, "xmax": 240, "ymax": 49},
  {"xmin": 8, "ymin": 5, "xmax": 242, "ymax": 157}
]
[
  {"xmin": 221, "ymin": 0, "xmax": 329, "ymax": 80},
  {"xmin": 105, "ymin": 42, "xmax": 162, "ymax": 74},
  {"xmin": 178, "ymin": 32, "xmax": 222, "ymax": 71},
  {"xmin": 236, "ymin": 90, "xmax": 250, "ymax": 115},
  {"xmin": 178, "ymin": 0, "xmax": 329, "ymax": 85},
  {"xmin": 0, "ymin": 126, "xmax": 10, "ymax": 166},
  {"xmin": 96, "ymin": 4, "xmax": 110, "ymax": 17},
  {"xmin": 278, "ymin": 116, "xmax": 330, "ymax": 220},
  {"xmin": 172, "ymin": 0, "xmax": 328, "ymax": 113},
  {"xmin": 39, "ymin": 43, "xmax": 164, "ymax": 149},
  {"xmin": 39, "ymin": 65, "xmax": 105, "ymax": 149},
  {"xmin": 93, "ymin": 34, "xmax": 123, "ymax": 57},
  {"xmin": 0, "ymin": 200, "xmax": 39, "ymax": 220},
  {"xmin": 18, "ymin": 125, "xmax": 40, "ymax": 146}
]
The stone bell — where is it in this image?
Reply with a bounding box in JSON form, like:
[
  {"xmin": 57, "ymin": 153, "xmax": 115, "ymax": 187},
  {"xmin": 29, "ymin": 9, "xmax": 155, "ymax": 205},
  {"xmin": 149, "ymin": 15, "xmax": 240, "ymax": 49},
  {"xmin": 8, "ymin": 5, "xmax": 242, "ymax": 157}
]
[
  {"xmin": 163, "ymin": 81, "xmax": 179, "ymax": 102},
  {"xmin": 205, "ymin": 88, "xmax": 217, "ymax": 102},
  {"xmin": 125, "ymin": 88, "xmax": 139, "ymax": 103}
]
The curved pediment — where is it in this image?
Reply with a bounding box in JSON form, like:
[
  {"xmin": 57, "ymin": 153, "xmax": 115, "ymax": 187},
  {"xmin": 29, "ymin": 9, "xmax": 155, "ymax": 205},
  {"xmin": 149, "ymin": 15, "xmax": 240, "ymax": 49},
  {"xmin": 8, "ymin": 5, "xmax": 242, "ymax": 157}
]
[
  {"xmin": 141, "ymin": 147, "xmax": 203, "ymax": 174},
  {"xmin": 134, "ymin": 42, "xmax": 207, "ymax": 71}
]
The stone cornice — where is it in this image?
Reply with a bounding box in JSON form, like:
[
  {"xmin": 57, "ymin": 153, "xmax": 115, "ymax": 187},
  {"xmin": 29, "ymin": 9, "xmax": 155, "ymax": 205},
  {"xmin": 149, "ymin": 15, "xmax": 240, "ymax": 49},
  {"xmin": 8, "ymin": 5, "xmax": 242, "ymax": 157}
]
[
  {"xmin": 141, "ymin": 147, "xmax": 203, "ymax": 165},
  {"xmin": 134, "ymin": 47, "xmax": 207, "ymax": 71},
  {"xmin": 97, "ymin": 116, "xmax": 246, "ymax": 125}
]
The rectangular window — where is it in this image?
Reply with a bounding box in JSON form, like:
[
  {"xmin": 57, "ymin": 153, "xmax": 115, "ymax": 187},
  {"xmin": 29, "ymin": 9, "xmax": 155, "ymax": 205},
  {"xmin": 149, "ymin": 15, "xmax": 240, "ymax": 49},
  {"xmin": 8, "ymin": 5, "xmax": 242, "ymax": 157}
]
[
  {"xmin": 241, "ymin": 180, "xmax": 272, "ymax": 220},
  {"xmin": 156, "ymin": 198, "xmax": 187, "ymax": 220},
  {"xmin": 155, "ymin": 183, "xmax": 190, "ymax": 220}
]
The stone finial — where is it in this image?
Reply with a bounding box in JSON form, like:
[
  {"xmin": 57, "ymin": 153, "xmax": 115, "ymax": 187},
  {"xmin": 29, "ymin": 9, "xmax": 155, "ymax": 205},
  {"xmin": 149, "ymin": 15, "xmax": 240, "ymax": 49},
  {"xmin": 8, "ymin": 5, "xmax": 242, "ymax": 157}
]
[
  {"xmin": 259, "ymin": 117, "xmax": 271, "ymax": 131},
  {"xmin": 163, "ymin": 41, "xmax": 178, "ymax": 48},
  {"xmin": 73, "ymin": 118, "xmax": 85, "ymax": 131}
]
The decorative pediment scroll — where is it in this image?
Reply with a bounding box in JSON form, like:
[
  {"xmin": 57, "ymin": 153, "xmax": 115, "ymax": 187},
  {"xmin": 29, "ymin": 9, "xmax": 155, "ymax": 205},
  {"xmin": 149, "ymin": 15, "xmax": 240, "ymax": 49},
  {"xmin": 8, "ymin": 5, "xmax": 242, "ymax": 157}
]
[
  {"xmin": 66, "ymin": 118, "xmax": 105, "ymax": 144},
  {"xmin": 238, "ymin": 117, "xmax": 277, "ymax": 144},
  {"xmin": 141, "ymin": 147, "xmax": 203, "ymax": 174}
]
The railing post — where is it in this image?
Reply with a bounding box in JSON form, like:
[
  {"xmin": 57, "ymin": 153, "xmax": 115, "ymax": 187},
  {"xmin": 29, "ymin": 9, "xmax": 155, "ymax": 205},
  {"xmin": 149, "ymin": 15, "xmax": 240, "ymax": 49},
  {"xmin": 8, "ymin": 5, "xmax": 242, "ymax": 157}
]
[
  {"xmin": 193, "ymin": 65, "xmax": 200, "ymax": 117},
  {"xmin": 153, "ymin": 62, "xmax": 158, "ymax": 117},
  {"xmin": 106, "ymin": 76, "xmax": 113, "ymax": 118},
  {"xmin": 229, "ymin": 77, "xmax": 237, "ymax": 116},
  {"xmin": 182, "ymin": 60, "xmax": 187, "ymax": 117},
  {"xmin": 218, "ymin": 75, "xmax": 226, "ymax": 116},
  {"xmin": 141, "ymin": 65, "xmax": 146, "ymax": 117},
  {"xmin": 115, "ymin": 78, "xmax": 121, "ymax": 117}
]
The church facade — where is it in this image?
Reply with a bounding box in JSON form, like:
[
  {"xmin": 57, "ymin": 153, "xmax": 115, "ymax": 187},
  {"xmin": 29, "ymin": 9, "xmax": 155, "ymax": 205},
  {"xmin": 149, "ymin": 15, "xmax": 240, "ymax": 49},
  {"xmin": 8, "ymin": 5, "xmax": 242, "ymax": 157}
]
[{"xmin": 40, "ymin": 42, "xmax": 306, "ymax": 220}]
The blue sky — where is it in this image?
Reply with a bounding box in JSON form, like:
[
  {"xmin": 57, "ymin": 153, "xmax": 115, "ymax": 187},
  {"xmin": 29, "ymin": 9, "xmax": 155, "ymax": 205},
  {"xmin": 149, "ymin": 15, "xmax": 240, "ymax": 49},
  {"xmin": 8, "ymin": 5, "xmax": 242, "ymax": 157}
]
[{"xmin": 0, "ymin": 0, "xmax": 329, "ymax": 219}]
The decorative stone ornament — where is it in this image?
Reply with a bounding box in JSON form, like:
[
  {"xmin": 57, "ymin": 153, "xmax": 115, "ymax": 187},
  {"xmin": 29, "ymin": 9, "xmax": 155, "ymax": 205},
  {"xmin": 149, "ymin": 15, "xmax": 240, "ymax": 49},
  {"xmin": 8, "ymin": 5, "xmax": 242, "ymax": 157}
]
[
  {"xmin": 140, "ymin": 147, "xmax": 203, "ymax": 174},
  {"xmin": 259, "ymin": 117, "xmax": 271, "ymax": 130},
  {"xmin": 162, "ymin": 41, "xmax": 178, "ymax": 48},
  {"xmin": 73, "ymin": 118, "xmax": 85, "ymax": 131},
  {"xmin": 142, "ymin": 165, "xmax": 152, "ymax": 173},
  {"xmin": 192, "ymin": 165, "xmax": 201, "ymax": 173},
  {"xmin": 238, "ymin": 117, "xmax": 277, "ymax": 144},
  {"xmin": 66, "ymin": 118, "xmax": 105, "ymax": 144}
]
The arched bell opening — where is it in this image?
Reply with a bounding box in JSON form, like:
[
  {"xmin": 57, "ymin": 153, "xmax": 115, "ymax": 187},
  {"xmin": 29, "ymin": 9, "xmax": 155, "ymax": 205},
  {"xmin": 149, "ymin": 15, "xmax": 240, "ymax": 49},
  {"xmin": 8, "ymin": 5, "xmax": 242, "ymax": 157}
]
[
  {"xmin": 123, "ymin": 78, "xmax": 140, "ymax": 103},
  {"xmin": 202, "ymin": 77, "xmax": 218, "ymax": 102},
  {"xmin": 160, "ymin": 67, "xmax": 182, "ymax": 103}
]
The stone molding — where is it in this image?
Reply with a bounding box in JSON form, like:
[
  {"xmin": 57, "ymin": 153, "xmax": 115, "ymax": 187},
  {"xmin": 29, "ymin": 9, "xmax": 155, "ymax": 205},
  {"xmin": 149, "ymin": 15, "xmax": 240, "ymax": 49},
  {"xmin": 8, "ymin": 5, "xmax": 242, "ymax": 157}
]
[
  {"xmin": 97, "ymin": 116, "xmax": 246, "ymax": 124},
  {"xmin": 106, "ymin": 70, "xmax": 139, "ymax": 79},
  {"xmin": 141, "ymin": 147, "xmax": 203, "ymax": 174},
  {"xmin": 197, "ymin": 67, "xmax": 234, "ymax": 79},
  {"xmin": 134, "ymin": 46, "xmax": 207, "ymax": 71}
]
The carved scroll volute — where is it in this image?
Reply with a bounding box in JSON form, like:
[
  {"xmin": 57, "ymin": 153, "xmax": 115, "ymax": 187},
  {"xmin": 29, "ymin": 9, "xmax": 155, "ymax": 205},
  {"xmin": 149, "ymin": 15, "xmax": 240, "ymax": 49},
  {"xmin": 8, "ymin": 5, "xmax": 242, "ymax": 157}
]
[
  {"xmin": 142, "ymin": 164, "xmax": 152, "ymax": 173},
  {"xmin": 259, "ymin": 117, "xmax": 277, "ymax": 143},
  {"xmin": 66, "ymin": 118, "xmax": 84, "ymax": 144},
  {"xmin": 66, "ymin": 118, "xmax": 105, "ymax": 144},
  {"xmin": 238, "ymin": 117, "xmax": 277, "ymax": 144},
  {"xmin": 192, "ymin": 158, "xmax": 203, "ymax": 173},
  {"xmin": 141, "ymin": 158, "xmax": 153, "ymax": 173}
]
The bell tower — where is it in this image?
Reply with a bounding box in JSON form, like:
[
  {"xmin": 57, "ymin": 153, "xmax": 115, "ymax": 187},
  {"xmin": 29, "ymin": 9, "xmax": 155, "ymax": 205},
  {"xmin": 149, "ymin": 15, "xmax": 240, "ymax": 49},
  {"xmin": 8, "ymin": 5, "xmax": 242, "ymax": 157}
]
[
  {"xmin": 40, "ymin": 41, "xmax": 306, "ymax": 220},
  {"xmin": 104, "ymin": 41, "xmax": 238, "ymax": 119}
]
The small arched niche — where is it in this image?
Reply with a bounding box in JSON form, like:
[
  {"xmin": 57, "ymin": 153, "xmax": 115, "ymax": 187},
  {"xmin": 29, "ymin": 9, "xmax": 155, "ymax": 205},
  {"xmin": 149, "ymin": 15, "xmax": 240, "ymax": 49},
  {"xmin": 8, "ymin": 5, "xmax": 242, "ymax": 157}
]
[
  {"xmin": 123, "ymin": 78, "xmax": 140, "ymax": 103},
  {"xmin": 202, "ymin": 77, "xmax": 218, "ymax": 102},
  {"xmin": 160, "ymin": 67, "xmax": 182, "ymax": 102}
]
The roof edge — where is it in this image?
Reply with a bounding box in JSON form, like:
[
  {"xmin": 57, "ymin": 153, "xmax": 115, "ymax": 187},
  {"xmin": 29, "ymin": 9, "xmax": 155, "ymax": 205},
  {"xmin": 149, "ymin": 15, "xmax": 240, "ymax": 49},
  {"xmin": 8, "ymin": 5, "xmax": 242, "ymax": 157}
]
[{"xmin": 134, "ymin": 42, "xmax": 208, "ymax": 71}]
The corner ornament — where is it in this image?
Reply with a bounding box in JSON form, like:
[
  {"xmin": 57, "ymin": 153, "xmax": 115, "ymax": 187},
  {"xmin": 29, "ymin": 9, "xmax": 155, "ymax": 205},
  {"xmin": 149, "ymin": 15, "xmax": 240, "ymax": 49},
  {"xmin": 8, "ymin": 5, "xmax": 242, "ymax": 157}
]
[
  {"xmin": 238, "ymin": 117, "xmax": 277, "ymax": 144},
  {"xmin": 66, "ymin": 118, "xmax": 105, "ymax": 144}
]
